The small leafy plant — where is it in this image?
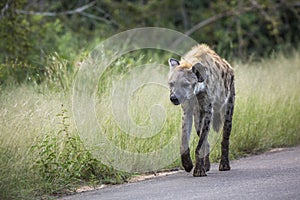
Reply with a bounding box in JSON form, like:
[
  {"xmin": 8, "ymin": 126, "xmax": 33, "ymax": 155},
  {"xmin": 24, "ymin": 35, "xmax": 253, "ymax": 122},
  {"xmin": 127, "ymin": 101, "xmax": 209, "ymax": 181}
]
[
  {"xmin": 30, "ymin": 104, "xmax": 128, "ymax": 194},
  {"xmin": 30, "ymin": 104, "xmax": 98, "ymax": 192}
]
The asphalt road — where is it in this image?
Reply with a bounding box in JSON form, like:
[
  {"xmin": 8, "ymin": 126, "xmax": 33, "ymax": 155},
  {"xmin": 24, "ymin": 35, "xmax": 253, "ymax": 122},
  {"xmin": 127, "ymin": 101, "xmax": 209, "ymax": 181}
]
[{"xmin": 61, "ymin": 146, "xmax": 300, "ymax": 200}]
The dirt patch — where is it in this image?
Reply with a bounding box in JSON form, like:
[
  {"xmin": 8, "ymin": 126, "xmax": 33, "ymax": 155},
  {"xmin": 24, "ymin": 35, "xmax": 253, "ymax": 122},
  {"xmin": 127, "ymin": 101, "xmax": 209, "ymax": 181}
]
[
  {"xmin": 74, "ymin": 169, "xmax": 181, "ymax": 193},
  {"xmin": 129, "ymin": 170, "xmax": 181, "ymax": 183}
]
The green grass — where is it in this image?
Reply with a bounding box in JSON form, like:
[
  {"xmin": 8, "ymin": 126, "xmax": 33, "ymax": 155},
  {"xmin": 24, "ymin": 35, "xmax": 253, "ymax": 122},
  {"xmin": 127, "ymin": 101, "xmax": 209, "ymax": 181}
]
[
  {"xmin": 0, "ymin": 50, "xmax": 299, "ymax": 199},
  {"xmin": 230, "ymin": 53, "xmax": 300, "ymax": 157}
]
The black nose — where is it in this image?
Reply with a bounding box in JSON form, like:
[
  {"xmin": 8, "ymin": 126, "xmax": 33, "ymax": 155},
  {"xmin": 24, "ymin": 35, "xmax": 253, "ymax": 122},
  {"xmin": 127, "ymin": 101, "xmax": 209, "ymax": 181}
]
[{"xmin": 170, "ymin": 95, "xmax": 180, "ymax": 105}]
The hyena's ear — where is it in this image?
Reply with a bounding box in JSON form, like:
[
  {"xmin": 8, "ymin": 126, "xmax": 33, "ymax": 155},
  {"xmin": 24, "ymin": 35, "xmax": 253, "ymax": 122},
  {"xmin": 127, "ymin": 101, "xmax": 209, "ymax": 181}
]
[
  {"xmin": 192, "ymin": 62, "xmax": 207, "ymax": 95},
  {"xmin": 168, "ymin": 58, "xmax": 180, "ymax": 70},
  {"xmin": 192, "ymin": 62, "xmax": 207, "ymax": 82}
]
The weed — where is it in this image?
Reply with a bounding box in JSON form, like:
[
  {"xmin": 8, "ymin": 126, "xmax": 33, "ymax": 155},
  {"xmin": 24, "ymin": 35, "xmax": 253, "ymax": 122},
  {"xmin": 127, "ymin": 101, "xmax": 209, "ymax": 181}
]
[
  {"xmin": 29, "ymin": 104, "xmax": 129, "ymax": 195},
  {"xmin": 44, "ymin": 52, "xmax": 78, "ymax": 93}
]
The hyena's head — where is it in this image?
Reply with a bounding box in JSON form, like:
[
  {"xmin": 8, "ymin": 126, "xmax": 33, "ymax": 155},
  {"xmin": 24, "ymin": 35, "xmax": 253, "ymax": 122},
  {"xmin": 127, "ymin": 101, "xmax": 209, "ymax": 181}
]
[{"xmin": 168, "ymin": 58, "xmax": 207, "ymax": 105}]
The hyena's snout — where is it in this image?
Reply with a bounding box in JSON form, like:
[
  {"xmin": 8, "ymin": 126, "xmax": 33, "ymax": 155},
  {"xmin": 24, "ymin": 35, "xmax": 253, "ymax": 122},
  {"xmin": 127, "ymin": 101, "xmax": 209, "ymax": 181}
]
[{"xmin": 170, "ymin": 93, "xmax": 180, "ymax": 105}]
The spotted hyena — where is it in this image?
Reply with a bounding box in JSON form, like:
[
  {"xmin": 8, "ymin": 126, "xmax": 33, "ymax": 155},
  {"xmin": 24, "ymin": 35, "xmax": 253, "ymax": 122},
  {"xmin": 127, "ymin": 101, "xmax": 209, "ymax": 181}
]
[{"xmin": 168, "ymin": 44, "xmax": 235, "ymax": 177}]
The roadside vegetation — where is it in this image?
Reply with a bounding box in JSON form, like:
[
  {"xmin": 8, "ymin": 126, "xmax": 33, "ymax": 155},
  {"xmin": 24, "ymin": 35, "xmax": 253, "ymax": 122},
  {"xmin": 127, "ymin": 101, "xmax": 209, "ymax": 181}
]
[
  {"xmin": 1, "ymin": 50, "xmax": 300, "ymax": 199},
  {"xmin": 0, "ymin": 1, "xmax": 299, "ymax": 199}
]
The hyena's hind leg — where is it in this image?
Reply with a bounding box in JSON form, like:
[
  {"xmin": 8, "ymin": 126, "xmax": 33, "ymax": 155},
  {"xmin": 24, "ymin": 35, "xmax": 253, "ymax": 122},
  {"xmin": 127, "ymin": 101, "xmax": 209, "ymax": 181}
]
[{"xmin": 219, "ymin": 86, "xmax": 235, "ymax": 171}]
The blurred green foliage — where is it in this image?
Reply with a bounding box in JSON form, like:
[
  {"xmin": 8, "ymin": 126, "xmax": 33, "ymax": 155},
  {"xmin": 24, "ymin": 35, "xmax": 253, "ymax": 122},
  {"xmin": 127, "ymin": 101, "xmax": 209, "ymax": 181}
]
[{"xmin": 0, "ymin": 0, "xmax": 299, "ymax": 85}]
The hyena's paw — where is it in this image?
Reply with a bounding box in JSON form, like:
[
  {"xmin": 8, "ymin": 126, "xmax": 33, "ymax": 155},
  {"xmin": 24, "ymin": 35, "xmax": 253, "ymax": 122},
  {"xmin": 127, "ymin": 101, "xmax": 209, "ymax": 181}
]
[
  {"xmin": 204, "ymin": 161, "xmax": 211, "ymax": 172},
  {"xmin": 181, "ymin": 150, "xmax": 193, "ymax": 172},
  {"xmin": 193, "ymin": 166, "xmax": 207, "ymax": 177},
  {"xmin": 219, "ymin": 160, "xmax": 231, "ymax": 171}
]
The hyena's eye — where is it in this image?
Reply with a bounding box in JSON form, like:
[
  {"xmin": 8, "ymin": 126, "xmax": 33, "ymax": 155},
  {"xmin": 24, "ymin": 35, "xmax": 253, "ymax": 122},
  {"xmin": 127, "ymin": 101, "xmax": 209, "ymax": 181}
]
[{"xmin": 169, "ymin": 82, "xmax": 174, "ymax": 87}]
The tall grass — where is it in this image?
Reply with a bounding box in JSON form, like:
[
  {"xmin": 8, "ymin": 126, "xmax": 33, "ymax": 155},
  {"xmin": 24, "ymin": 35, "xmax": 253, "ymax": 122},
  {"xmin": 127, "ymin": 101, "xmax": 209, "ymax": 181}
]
[
  {"xmin": 230, "ymin": 52, "xmax": 300, "ymax": 156},
  {"xmin": 0, "ymin": 50, "xmax": 299, "ymax": 199},
  {"xmin": 0, "ymin": 86, "xmax": 64, "ymax": 199}
]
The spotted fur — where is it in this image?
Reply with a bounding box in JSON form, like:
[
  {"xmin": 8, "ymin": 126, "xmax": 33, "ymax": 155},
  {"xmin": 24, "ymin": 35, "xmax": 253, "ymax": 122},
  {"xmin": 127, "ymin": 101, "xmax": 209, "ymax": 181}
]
[{"xmin": 168, "ymin": 44, "xmax": 235, "ymax": 176}]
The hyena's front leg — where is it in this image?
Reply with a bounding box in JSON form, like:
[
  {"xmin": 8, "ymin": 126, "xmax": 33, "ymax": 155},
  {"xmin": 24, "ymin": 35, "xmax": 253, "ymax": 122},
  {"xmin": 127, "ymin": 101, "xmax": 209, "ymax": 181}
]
[
  {"xmin": 194, "ymin": 106, "xmax": 210, "ymax": 172},
  {"xmin": 194, "ymin": 104, "xmax": 212, "ymax": 177},
  {"xmin": 204, "ymin": 142, "xmax": 210, "ymax": 172},
  {"xmin": 181, "ymin": 107, "xmax": 194, "ymax": 172}
]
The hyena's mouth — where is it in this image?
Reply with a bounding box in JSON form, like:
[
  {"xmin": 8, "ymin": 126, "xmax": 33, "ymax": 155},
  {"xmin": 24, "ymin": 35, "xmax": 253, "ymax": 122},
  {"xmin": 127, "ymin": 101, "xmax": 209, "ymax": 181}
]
[{"xmin": 172, "ymin": 99, "xmax": 180, "ymax": 105}]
